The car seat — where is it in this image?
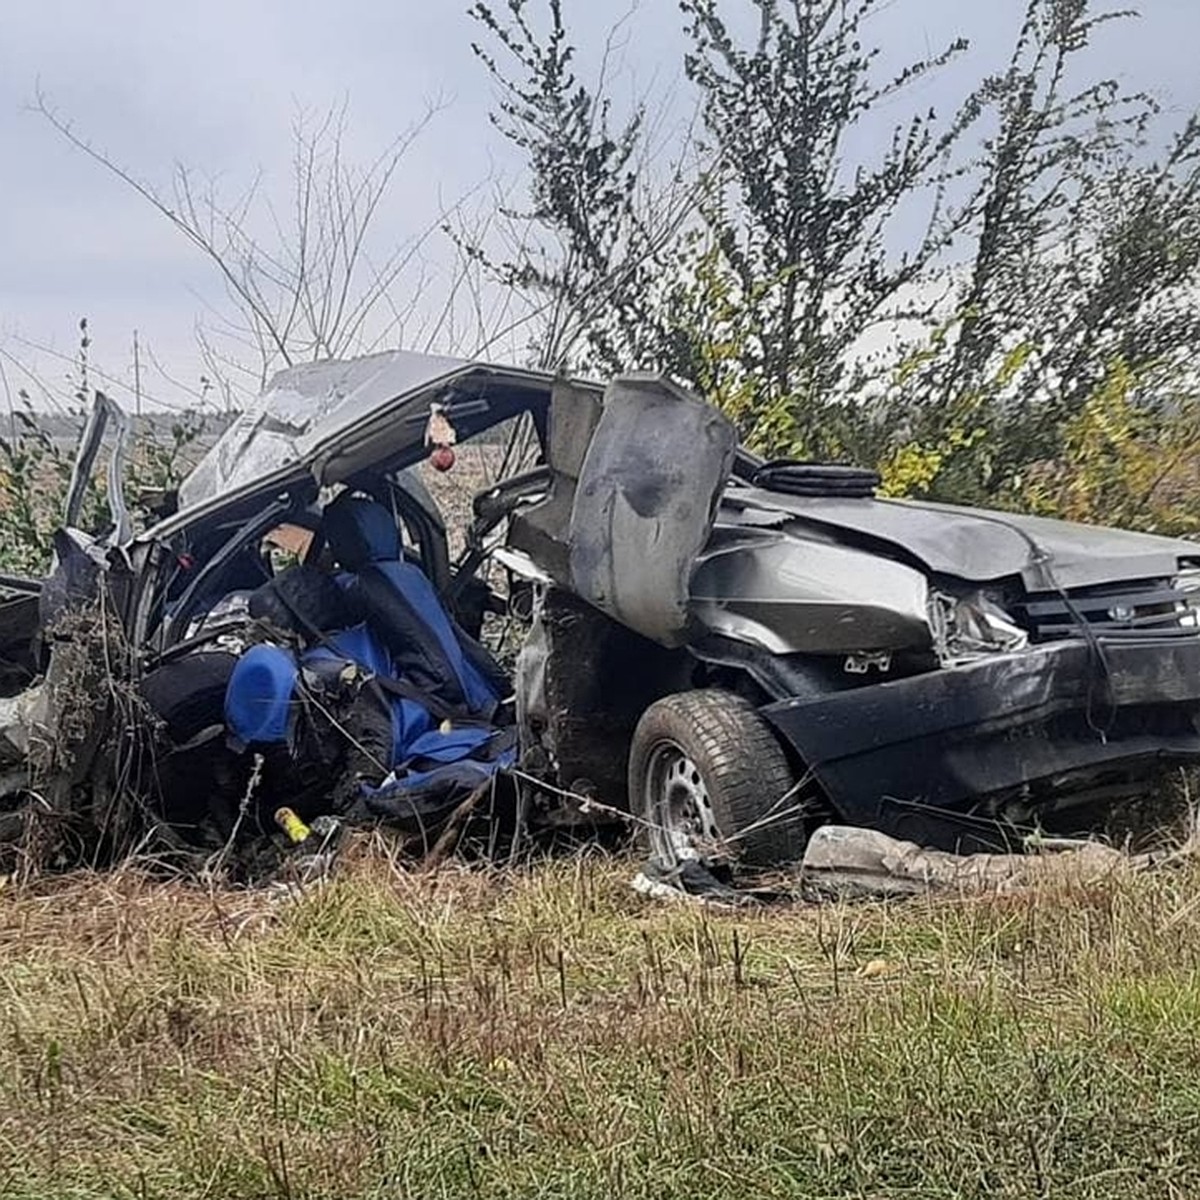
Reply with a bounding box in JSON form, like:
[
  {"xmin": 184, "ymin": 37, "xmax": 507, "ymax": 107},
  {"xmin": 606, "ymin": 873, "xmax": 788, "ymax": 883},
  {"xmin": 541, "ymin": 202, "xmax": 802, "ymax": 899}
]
[
  {"xmin": 222, "ymin": 492, "xmax": 516, "ymax": 828},
  {"xmin": 322, "ymin": 491, "xmax": 508, "ymax": 718}
]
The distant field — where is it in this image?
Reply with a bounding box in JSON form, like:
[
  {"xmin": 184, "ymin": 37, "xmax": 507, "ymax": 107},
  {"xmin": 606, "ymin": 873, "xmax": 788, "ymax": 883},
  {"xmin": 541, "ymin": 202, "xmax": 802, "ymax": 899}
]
[{"xmin": 3, "ymin": 849, "xmax": 1200, "ymax": 1198}]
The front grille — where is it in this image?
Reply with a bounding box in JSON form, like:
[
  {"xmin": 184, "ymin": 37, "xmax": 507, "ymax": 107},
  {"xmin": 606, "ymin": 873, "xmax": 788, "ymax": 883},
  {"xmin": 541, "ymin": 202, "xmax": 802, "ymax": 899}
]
[{"xmin": 1013, "ymin": 580, "xmax": 1196, "ymax": 642}]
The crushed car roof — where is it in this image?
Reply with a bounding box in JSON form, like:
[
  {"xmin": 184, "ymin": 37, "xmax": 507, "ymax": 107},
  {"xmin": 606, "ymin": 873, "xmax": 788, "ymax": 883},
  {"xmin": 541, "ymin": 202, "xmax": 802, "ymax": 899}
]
[{"xmin": 178, "ymin": 350, "xmax": 560, "ymax": 511}]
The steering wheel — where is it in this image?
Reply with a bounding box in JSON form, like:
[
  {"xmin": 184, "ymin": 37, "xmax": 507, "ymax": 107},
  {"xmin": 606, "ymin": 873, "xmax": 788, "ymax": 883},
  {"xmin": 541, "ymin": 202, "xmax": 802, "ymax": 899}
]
[{"xmin": 447, "ymin": 466, "xmax": 552, "ymax": 609}]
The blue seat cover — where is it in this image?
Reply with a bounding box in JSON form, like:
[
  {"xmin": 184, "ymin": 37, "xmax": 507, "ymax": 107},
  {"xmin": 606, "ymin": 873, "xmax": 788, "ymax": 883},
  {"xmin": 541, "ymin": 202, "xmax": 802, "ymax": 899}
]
[
  {"xmin": 301, "ymin": 623, "xmax": 433, "ymax": 764},
  {"xmin": 225, "ymin": 643, "xmax": 299, "ymax": 746},
  {"xmin": 323, "ymin": 492, "xmax": 503, "ymax": 716},
  {"xmin": 224, "ymin": 495, "xmax": 510, "ymax": 803}
]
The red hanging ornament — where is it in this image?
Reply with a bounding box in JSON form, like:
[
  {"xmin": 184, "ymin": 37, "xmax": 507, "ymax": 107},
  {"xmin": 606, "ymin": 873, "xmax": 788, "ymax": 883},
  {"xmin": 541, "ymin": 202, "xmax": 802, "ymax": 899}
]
[{"xmin": 424, "ymin": 402, "xmax": 458, "ymax": 473}]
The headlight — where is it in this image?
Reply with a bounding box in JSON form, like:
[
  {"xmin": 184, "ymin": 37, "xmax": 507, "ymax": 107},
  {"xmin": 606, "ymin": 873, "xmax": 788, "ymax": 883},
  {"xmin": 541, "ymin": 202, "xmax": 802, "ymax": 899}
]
[
  {"xmin": 929, "ymin": 591, "xmax": 1028, "ymax": 664},
  {"xmin": 1176, "ymin": 568, "xmax": 1200, "ymax": 628},
  {"xmin": 958, "ymin": 594, "xmax": 1029, "ymax": 651}
]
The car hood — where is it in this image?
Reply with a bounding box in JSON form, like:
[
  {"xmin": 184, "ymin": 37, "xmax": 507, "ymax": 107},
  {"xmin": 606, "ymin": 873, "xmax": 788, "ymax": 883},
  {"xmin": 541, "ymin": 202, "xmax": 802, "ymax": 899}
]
[{"xmin": 726, "ymin": 489, "xmax": 1200, "ymax": 590}]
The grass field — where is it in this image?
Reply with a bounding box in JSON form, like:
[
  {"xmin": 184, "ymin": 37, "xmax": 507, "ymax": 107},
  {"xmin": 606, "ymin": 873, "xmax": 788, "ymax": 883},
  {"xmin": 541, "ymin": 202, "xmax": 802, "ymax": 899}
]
[{"xmin": 3, "ymin": 846, "xmax": 1200, "ymax": 1199}]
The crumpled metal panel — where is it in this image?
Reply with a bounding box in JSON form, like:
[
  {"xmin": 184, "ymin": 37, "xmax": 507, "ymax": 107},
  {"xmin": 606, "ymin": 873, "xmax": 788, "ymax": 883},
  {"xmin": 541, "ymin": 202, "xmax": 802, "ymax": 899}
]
[
  {"xmin": 567, "ymin": 375, "xmax": 736, "ymax": 647},
  {"xmin": 764, "ymin": 632, "xmax": 1200, "ymax": 850},
  {"xmin": 729, "ymin": 488, "xmax": 1199, "ymax": 590},
  {"xmin": 691, "ymin": 526, "xmax": 930, "ymax": 653}
]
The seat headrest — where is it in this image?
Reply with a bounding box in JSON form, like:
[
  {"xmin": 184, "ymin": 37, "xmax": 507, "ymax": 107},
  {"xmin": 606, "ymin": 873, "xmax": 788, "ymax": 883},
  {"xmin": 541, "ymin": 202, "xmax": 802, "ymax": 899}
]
[
  {"xmin": 225, "ymin": 644, "xmax": 298, "ymax": 747},
  {"xmin": 324, "ymin": 492, "xmax": 402, "ymax": 569}
]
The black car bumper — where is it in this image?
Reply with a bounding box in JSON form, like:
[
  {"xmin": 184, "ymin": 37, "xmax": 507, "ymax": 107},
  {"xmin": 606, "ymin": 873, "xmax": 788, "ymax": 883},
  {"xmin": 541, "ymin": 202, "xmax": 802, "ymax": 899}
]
[{"xmin": 763, "ymin": 635, "xmax": 1200, "ymax": 851}]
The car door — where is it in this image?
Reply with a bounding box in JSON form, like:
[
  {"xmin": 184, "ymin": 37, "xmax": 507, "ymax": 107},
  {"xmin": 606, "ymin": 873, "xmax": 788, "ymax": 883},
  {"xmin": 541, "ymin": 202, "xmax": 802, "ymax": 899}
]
[
  {"xmin": 562, "ymin": 374, "xmax": 738, "ymax": 646},
  {"xmin": 21, "ymin": 391, "xmax": 138, "ymax": 844},
  {"xmin": 62, "ymin": 390, "xmax": 132, "ymax": 550}
]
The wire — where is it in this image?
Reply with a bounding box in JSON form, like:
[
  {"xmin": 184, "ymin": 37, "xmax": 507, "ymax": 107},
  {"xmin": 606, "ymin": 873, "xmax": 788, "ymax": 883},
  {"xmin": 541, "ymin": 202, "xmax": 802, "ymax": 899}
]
[{"xmin": 5, "ymin": 333, "xmax": 203, "ymax": 414}]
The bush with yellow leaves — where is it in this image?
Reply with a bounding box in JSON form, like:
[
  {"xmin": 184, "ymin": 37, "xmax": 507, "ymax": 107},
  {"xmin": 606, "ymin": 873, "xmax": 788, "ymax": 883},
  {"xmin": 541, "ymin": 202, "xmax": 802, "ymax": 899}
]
[
  {"xmin": 873, "ymin": 334, "xmax": 1200, "ymax": 540},
  {"xmin": 1009, "ymin": 362, "xmax": 1200, "ymax": 538}
]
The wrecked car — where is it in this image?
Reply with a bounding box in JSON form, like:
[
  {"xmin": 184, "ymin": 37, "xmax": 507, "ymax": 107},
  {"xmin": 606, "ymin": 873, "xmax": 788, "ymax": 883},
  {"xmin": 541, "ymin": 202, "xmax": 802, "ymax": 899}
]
[{"xmin": 0, "ymin": 350, "xmax": 1198, "ymax": 869}]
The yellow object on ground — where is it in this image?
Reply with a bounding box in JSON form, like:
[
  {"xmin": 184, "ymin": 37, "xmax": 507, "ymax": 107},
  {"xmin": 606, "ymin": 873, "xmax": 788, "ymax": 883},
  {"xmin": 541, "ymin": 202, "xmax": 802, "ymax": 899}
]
[{"xmin": 274, "ymin": 807, "xmax": 312, "ymax": 845}]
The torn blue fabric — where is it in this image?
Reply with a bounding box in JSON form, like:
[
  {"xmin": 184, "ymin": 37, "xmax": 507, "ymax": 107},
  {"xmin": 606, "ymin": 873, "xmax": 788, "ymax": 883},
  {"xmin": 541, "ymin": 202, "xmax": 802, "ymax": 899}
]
[{"xmin": 361, "ymin": 748, "xmax": 516, "ymax": 803}]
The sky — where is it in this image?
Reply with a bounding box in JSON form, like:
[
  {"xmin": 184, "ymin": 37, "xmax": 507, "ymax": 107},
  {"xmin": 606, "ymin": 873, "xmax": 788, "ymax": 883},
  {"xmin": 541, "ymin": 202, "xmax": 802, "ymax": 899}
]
[{"xmin": 2, "ymin": 0, "xmax": 1199, "ymax": 412}]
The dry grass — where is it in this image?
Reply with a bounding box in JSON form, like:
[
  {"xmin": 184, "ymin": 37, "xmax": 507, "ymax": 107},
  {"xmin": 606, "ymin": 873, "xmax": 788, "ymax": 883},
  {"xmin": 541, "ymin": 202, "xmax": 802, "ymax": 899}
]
[{"xmin": 2, "ymin": 849, "xmax": 1200, "ymax": 1198}]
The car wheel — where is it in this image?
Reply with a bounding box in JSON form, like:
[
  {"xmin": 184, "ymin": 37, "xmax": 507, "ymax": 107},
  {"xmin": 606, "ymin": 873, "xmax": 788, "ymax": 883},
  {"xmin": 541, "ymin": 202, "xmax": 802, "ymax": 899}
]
[{"xmin": 629, "ymin": 688, "xmax": 806, "ymax": 869}]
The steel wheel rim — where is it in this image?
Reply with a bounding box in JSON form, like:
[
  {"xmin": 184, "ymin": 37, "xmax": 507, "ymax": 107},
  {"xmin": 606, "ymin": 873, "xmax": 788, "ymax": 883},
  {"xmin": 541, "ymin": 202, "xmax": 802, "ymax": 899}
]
[{"xmin": 644, "ymin": 739, "xmax": 721, "ymax": 865}]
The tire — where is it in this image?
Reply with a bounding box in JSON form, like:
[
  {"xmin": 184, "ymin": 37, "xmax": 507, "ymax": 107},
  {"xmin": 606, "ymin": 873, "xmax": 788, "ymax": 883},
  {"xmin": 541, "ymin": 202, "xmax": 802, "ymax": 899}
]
[
  {"xmin": 139, "ymin": 652, "xmax": 238, "ymax": 743},
  {"xmin": 628, "ymin": 688, "xmax": 806, "ymax": 869}
]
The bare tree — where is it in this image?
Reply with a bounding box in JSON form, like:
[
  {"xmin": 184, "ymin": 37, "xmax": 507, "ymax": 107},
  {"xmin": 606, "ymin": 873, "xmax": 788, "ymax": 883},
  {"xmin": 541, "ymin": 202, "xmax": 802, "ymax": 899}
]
[{"xmin": 35, "ymin": 93, "xmax": 460, "ymax": 403}]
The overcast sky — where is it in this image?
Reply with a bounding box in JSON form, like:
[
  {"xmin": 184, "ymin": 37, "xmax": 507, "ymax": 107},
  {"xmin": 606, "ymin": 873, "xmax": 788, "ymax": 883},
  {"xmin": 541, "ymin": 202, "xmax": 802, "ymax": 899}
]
[{"xmin": 2, "ymin": 0, "xmax": 1198, "ymax": 412}]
